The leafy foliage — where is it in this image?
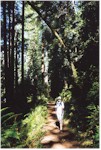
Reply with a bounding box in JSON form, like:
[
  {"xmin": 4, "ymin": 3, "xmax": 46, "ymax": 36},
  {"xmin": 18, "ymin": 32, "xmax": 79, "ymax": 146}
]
[
  {"xmin": 60, "ymin": 88, "xmax": 72, "ymax": 103},
  {"xmin": 86, "ymin": 104, "xmax": 99, "ymax": 148},
  {"xmin": 1, "ymin": 105, "xmax": 47, "ymax": 148},
  {"xmin": 21, "ymin": 105, "xmax": 47, "ymax": 147},
  {"xmin": 1, "ymin": 107, "xmax": 21, "ymax": 148},
  {"xmin": 87, "ymin": 81, "xmax": 99, "ymax": 104}
]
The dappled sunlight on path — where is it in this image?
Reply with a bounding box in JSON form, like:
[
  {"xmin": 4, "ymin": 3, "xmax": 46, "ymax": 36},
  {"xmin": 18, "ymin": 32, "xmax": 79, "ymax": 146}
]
[{"xmin": 41, "ymin": 102, "xmax": 80, "ymax": 148}]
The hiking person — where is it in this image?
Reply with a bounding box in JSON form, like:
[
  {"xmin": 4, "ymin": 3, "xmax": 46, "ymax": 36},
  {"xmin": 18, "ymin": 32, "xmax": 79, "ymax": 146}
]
[{"xmin": 55, "ymin": 96, "xmax": 64, "ymax": 131}]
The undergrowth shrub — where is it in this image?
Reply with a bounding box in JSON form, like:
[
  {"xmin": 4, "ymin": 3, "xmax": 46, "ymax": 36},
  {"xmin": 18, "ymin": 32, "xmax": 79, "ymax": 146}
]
[
  {"xmin": 21, "ymin": 105, "xmax": 47, "ymax": 148},
  {"xmin": 87, "ymin": 81, "xmax": 99, "ymax": 105},
  {"xmin": 86, "ymin": 81, "xmax": 99, "ymax": 147},
  {"xmin": 37, "ymin": 94, "xmax": 49, "ymax": 104},
  {"xmin": 60, "ymin": 79, "xmax": 99, "ymax": 148},
  {"xmin": 1, "ymin": 107, "xmax": 22, "ymax": 148},
  {"xmin": 86, "ymin": 104, "xmax": 99, "ymax": 148},
  {"xmin": 1, "ymin": 105, "xmax": 47, "ymax": 148}
]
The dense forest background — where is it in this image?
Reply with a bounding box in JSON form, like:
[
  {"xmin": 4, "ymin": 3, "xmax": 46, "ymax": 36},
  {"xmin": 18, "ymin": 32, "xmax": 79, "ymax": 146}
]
[{"xmin": 1, "ymin": 0, "xmax": 99, "ymax": 148}]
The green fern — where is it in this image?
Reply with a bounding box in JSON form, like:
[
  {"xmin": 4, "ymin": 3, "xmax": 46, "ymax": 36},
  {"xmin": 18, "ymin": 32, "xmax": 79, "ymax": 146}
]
[
  {"xmin": 1, "ymin": 121, "xmax": 21, "ymax": 148},
  {"xmin": 1, "ymin": 112, "xmax": 15, "ymax": 120},
  {"xmin": 1, "ymin": 105, "xmax": 47, "ymax": 148},
  {"xmin": 1, "ymin": 107, "xmax": 10, "ymax": 112},
  {"xmin": 2, "ymin": 113, "xmax": 22, "ymax": 125}
]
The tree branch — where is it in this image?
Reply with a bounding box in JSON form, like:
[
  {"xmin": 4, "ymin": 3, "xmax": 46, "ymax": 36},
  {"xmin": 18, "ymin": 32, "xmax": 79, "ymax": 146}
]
[
  {"xmin": 27, "ymin": 1, "xmax": 66, "ymax": 48},
  {"xmin": 27, "ymin": 1, "xmax": 78, "ymax": 82}
]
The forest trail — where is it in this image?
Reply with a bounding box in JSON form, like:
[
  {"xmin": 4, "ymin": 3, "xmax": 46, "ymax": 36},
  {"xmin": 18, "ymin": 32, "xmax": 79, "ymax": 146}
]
[{"xmin": 41, "ymin": 102, "xmax": 80, "ymax": 148}]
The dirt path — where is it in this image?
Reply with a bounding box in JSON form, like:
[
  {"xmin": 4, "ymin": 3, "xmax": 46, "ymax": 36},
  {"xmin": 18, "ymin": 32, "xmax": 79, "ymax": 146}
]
[{"xmin": 41, "ymin": 102, "xmax": 80, "ymax": 148}]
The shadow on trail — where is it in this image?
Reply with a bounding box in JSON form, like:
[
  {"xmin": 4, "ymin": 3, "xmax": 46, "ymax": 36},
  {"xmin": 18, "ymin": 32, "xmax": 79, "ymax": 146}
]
[
  {"xmin": 41, "ymin": 103, "xmax": 80, "ymax": 148},
  {"xmin": 55, "ymin": 121, "xmax": 60, "ymax": 129}
]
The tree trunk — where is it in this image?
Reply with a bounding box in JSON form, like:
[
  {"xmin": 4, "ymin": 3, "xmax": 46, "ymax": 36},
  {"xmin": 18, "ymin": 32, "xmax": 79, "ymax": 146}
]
[
  {"xmin": 42, "ymin": 42, "xmax": 45, "ymax": 84},
  {"xmin": 44, "ymin": 49, "xmax": 49, "ymax": 85},
  {"xmin": 15, "ymin": 32, "xmax": 18, "ymax": 89},
  {"xmin": 21, "ymin": 1, "xmax": 24, "ymax": 85},
  {"xmin": 10, "ymin": 1, "xmax": 15, "ymax": 102},
  {"xmin": 3, "ymin": 2, "xmax": 8, "ymax": 102},
  {"xmin": 8, "ymin": 2, "xmax": 11, "ymax": 68},
  {"xmin": 71, "ymin": 61, "xmax": 78, "ymax": 83}
]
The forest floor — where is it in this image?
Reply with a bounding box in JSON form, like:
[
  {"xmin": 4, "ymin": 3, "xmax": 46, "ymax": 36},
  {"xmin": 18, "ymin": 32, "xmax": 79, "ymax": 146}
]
[{"xmin": 40, "ymin": 102, "xmax": 80, "ymax": 148}]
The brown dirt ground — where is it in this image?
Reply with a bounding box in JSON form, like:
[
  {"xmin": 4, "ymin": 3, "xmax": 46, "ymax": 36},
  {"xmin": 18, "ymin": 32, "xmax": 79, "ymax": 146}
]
[{"xmin": 41, "ymin": 102, "xmax": 80, "ymax": 148}]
